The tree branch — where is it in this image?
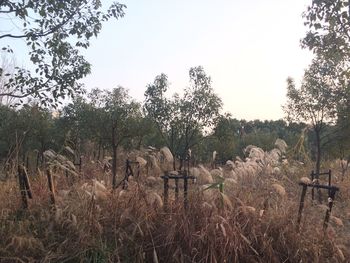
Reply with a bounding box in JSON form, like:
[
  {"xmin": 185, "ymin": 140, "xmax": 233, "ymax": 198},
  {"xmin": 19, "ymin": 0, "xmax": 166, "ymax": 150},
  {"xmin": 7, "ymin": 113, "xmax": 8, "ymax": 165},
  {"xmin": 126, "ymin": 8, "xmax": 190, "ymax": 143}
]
[{"xmin": 0, "ymin": 11, "xmax": 76, "ymax": 40}]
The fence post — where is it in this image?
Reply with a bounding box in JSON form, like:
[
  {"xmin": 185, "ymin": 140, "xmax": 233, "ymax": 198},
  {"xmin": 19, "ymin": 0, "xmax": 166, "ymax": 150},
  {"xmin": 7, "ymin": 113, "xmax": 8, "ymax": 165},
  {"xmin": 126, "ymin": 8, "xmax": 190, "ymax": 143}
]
[
  {"xmin": 323, "ymin": 188, "xmax": 336, "ymax": 231},
  {"xmin": 18, "ymin": 165, "xmax": 28, "ymax": 209},
  {"xmin": 184, "ymin": 175, "xmax": 188, "ymax": 210},
  {"xmin": 175, "ymin": 178, "xmax": 179, "ymax": 201},
  {"xmin": 163, "ymin": 176, "xmax": 169, "ymax": 211},
  {"xmin": 311, "ymin": 170, "xmax": 314, "ymax": 201},
  {"xmin": 46, "ymin": 168, "xmax": 56, "ymax": 206},
  {"xmin": 297, "ymin": 184, "xmax": 308, "ymax": 229}
]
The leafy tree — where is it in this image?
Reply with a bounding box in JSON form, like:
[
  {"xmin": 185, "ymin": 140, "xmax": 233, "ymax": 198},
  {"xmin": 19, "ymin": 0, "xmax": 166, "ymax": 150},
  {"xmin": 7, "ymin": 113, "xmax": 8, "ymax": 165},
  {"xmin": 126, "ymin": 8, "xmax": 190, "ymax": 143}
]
[
  {"xmin": 303, "ymin": 0, "xmax": 350, "ymax": 161},
  {"xmin": 100, "ymin": 87, "xmax": 141, "ymax": 188},
  {"xmin": 0, "ymin": 0, "xmax": 126, "ymax": 106},
  {"xmin": 303, "ymin": 0, "xmax": 350, "ymax": 63},
  {"xmin": 0, "ymin": 103, "xmax": 56, "ymax": 172},
  {"xmin": 144, "ymin": 66, "xmax": 222, "ymax": 169},
  {"xmin": 284, "ymin": 57, "xmax": 338, "ymax": 176},
  {"xmin": 211, "ymin": 114, "xmax": 240, "ymax": 162}
]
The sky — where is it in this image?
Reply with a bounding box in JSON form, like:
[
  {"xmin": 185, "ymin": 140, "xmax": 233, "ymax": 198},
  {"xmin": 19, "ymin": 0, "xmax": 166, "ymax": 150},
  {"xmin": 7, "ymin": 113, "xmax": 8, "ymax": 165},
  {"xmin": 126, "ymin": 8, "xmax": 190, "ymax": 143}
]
[{"xmin": 1, "ymin": 0, "xmax": 314, "ymax": 120}]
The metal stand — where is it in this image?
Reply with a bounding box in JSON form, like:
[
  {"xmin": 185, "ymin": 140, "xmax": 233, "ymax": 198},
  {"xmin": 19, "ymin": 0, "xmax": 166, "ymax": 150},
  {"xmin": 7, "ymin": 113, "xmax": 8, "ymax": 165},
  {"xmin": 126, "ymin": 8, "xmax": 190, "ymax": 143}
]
[
  {"xmin": 161, "ymin": 170, "xmax": 195, "ymax": 211},
  {"xmin": 297, "ymin": 182, "xmax": 339, "ymax": 232}
]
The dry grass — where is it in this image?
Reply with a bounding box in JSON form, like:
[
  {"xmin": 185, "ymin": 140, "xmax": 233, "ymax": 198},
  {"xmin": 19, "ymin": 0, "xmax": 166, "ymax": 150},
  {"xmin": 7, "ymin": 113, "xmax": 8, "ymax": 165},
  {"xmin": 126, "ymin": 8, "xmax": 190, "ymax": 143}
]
[{"xmin": 0, "ymin": 161, "xmax": 349, "ymax": 263}]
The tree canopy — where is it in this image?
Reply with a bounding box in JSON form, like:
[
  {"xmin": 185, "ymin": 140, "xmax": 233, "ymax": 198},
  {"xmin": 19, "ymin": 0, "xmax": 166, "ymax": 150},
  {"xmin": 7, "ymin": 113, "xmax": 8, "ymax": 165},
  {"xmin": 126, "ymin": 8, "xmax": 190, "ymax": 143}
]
[
  {"xmin": 0, "ymin": 0, "xmax": 126, "ymax": 106},
  {"xmin": 144, "ymin": 66, "xmax": 223, "ymax": 167}
]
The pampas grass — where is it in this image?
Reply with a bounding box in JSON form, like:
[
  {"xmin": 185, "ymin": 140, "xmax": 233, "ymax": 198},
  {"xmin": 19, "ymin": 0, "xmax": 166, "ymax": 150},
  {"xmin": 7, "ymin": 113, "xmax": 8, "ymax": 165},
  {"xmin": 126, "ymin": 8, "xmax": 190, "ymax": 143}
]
[{"xmin": 0, "ymin": 160, "xmax": 349, "ymax": 262}]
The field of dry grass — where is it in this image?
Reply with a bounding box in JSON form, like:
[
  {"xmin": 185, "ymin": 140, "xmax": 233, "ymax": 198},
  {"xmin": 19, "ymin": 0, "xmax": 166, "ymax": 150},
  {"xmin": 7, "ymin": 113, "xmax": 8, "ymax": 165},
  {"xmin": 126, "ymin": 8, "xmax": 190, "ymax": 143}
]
[{"xmin": 0, "ymin": 160, "xmax": 349, "ymax": 263}]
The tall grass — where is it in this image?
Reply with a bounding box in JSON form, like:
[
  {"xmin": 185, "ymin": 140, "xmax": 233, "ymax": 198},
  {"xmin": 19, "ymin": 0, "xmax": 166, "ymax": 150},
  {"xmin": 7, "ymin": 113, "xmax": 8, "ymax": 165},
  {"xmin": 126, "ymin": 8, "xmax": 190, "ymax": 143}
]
[{"xmin": 0, "ymin": 162, "xmax": 349, "ymax": 262}]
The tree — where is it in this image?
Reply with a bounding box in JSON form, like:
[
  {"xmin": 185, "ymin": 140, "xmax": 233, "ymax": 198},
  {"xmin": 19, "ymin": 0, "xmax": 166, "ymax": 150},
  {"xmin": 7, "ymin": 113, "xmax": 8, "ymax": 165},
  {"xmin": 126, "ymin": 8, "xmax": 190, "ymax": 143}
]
[
  {"xmin": 61, "ymin": 87, "xmax": 141, "ymax": 188},
  {"xmin": 211, "ymin": 114, "xmax": 240, "ymax": 162},
  {"xmin": 0, "ymin": 1, "xmax": 126, "ymax": 106},
  {"xmin": 303, "ymin": 0, "xmax": 350, "ymax": 64},
  {"xmin": 284, "ymin": 57, "xmax": 338, "ymax": 176},
  {"xmin": 302, "ymin": 0, "xmax": 350, "ymax": 158},
  {"xmin": 144, "ymin": 66, "xmax": 222, "ymax": 169},
  {"xmin": 101, "ymin": 87, "xmax": 140, "ymax": 188}
]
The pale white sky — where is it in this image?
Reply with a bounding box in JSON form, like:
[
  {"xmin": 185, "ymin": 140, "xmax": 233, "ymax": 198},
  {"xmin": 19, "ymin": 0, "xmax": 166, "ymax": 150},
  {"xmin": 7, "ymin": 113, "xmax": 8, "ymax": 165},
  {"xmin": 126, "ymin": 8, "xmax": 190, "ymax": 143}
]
[
  {"xmin": 1, "ymin": 0, "xmax": 314, "ymax": 120},
  {"xmin": 82, "ymin": 0, "xmax": 314, "ymax": 121}
]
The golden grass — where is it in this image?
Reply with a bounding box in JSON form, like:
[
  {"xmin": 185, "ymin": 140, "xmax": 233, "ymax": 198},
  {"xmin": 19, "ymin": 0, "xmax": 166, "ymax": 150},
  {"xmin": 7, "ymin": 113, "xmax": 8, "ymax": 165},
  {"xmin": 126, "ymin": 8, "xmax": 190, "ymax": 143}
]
[{"xmin": 0, "ymin": 162, "xmax": 349, "ymax": 262}]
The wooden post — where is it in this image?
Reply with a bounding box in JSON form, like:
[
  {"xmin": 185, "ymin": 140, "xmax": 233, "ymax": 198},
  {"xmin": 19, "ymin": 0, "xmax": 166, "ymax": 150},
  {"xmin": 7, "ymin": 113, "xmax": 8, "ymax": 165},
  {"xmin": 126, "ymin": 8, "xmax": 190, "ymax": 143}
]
[
  {"xmin": 184, "ymin": 175, "xmax": 188, "ymax": 210},
  {"xmin": 46, "ymin": 169, "xmax": 56, "ymax": 206},
  {"xmin": 26, "ymin": 156, "xmax": 29, "ymax": 175},
  {"xmin": 36, "ymin": 151, "xmax": 40, "ymax": 171},
  {"xmin": 328, "ymin": 169, "xmax": 331, "ymax": 196},
  {"xmin": 323, "ymin": 189, "xmax": 336, "ymax": 231},
  {"xmin": 123, "ymin": 160, "xmax": 129, "ymax": 190},
  {"xmin": 18, "ymin": 165, "xmax": 28, "ymax": 209},
  {"xmin": 163, "ymin": 176, "xmax": 169, "ymax": 211},
  {"xmin": 175, "ymin": 178, "xmax": 179, "ymax": 201},
  {"xmin": 311, "ymin": 170, "xmax": 314, "ymax": 201},
  {"xmin": 137, "ymin": 163, "xmax": 140, "ymax": 178},
  {"xmin": 22, "ymin": 166, "xmax": 33, "ymax": 199},
  {"xmin": 297, "ymin": 184, "xmax": 308, "ymax": 229}
]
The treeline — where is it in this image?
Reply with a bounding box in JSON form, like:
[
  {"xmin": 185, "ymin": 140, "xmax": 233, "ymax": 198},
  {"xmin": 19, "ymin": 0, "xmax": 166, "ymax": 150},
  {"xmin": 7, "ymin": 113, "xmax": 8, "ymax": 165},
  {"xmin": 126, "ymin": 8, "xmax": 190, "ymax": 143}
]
[
  {"xmin": 0, "ymin": 93, "xmax": 346, "ymax": 170},
  {"xmin": 1, "ymin": 66, "xmax": 349, "ymax": 173}
]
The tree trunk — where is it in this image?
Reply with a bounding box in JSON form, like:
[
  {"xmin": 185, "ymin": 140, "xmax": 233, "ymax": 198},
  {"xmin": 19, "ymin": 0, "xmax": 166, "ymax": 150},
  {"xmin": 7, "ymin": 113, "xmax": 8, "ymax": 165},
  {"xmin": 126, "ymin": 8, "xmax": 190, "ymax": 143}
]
[
  {"xmin": 171, "ymin": 128, "xmax": 176, "ymax": 170},
  {"xmin": 315, "ymin": 129, "xmax": 321, "ymax": 178},
  {"xmin": 315, "ymin": 128, "xmax": 322, "ymax": 202},
  {"xmin": 112, "ymin": 126, "xmax": 117, "ymax": 189}
]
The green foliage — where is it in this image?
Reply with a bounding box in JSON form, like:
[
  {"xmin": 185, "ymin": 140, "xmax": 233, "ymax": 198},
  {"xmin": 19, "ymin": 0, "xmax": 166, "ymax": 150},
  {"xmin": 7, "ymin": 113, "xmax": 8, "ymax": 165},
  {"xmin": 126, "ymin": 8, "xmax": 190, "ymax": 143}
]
[
  {"xmin": 302, "ymin": 0, "xmax": 350, "ymax": 163},
  {"xmin": 144, "ymin": 66, "xmax": 223, "ymax": 163},
  {"xmin": 201, "ymin": 114, "xmax": 304, "ymax": 163},
  {"xmin": 62, "ymin": 87, "xmax": 141, "ymax": 152},
  {"xmin": 284, "ymin": 57, "xmax": 340, "ymax": 173},
  {"xmin": 0, "ymin": 0, "xmax": 126, "ymax": 106},
  {"xmin": 303, "ymin": 0, "xmax": 350, "ymax": 63}
]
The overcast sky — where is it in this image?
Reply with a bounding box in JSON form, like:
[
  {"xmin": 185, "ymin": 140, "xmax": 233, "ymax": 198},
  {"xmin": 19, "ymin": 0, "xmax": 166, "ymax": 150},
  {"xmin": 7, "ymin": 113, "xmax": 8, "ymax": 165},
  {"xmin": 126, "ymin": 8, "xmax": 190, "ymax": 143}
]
[{"xmin": 1, "ymin": 0, "xmax": 314, "ymax": 120}]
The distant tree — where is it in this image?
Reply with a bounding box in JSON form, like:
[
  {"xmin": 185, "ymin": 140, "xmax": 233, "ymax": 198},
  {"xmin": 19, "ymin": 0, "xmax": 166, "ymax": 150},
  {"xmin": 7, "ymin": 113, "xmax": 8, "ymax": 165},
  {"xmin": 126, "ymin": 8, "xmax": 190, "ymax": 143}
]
[
  {"xmin": 0, "ymin": 105, "xmax": 17, "ymax": 160},
  {"xmin": 102, "ymin": 87, "xmax": 141, "ymax": 188},
  {"xmin": 284, "ymin": 57, "xmax": 338, "ymax": 176},
  {"xmin": 62, "ymin": 87, "xmax": 141, "ymax": 187},
  {"xmin": 0, "ymin": 1, "xmax": 126, "ymax": 106},
  {"xmin": 144, "ymin": 66, "xmax": 222, "ymax": 169},
  {"xmin": 212, "ymin": 114, "xmax": 240, "ymax": 161},
  {"xmin": 0, "ymin": 103, "xmax": 55, "ymax": 170}
]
